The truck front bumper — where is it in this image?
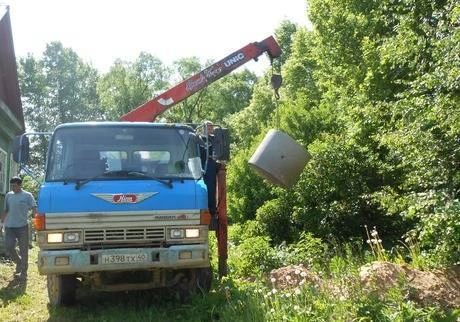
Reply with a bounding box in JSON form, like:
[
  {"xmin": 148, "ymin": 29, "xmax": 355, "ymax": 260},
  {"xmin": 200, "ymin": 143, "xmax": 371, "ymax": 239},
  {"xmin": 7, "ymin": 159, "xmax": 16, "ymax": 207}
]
[{"xmin": 37, "ymin": 244, "xmax": 209, "ymax": 275}]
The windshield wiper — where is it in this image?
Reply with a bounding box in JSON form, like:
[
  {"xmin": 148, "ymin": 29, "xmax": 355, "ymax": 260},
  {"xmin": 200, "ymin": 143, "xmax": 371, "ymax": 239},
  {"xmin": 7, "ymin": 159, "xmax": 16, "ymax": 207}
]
[
  {"xmin": 126, "ymin": 171, "xmax": 173, "ymax": 188},
  {"xmin": 74, "ymin": 170, "xmax": 121, "ymax": 190},
  {"xmin": 75, "ymin": 170, "xmax": 173, "ymax": 190}
]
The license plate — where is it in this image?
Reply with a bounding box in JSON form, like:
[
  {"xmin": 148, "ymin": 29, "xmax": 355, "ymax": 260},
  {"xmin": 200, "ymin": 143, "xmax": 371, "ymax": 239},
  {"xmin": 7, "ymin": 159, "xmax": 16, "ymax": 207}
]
[{"xmin": 101, "ymin": 253, "xmax": 148, "ymax": 264}]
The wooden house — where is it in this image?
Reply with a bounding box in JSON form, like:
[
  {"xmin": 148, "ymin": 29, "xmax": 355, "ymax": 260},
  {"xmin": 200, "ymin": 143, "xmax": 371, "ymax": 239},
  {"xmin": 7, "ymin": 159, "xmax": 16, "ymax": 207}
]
[{"xmin": 0, "ymin": 6, "xmax": 24, "ymax": 205}]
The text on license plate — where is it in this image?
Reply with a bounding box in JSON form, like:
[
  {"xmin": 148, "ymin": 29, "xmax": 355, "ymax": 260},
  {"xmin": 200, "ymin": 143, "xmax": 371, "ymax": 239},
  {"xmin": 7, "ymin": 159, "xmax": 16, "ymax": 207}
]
[{"xmin": 101, "ymin": 254, "xmax": 148, "ymax": 264}]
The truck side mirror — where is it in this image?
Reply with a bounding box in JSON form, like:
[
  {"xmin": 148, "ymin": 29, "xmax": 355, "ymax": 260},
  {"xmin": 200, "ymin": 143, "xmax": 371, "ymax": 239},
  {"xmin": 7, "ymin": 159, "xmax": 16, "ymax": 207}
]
[
  {"xmin": 12, "ymin": 135, "xmax": 30, "ymax": 163},
  {"xmin": 213, "ymin": 128, "xmax": 230, "ymax": 161}
]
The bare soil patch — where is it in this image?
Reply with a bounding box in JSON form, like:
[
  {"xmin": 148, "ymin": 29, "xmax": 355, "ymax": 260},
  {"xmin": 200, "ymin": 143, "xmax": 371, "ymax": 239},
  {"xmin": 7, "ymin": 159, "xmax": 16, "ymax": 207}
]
[
  {"xmin": 268, "ymin": 262, "xmax": 460, "ymax": 309},
  {"xmin": 359, "ymin": 261, "xmax": 459, "ymax": 309}
]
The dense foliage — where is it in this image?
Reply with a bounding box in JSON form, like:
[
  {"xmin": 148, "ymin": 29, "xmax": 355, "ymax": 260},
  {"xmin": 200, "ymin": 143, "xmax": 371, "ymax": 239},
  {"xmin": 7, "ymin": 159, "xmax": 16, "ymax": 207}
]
[
  {"xmin": 18, "ymin": 42, "xmax": 103, "ymax": 172},
  {"xmin": 97, "ymin": 53, "xmax": 170, "ymax": 120},
  {"xmin": 228, "ymin": 0, "xmax": 459, "ymax": 267}
]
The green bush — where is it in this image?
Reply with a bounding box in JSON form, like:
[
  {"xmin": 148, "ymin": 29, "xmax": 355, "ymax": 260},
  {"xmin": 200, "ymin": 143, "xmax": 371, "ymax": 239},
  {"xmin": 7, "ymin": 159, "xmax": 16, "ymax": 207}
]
[
  {"xmin": 21, "ymin": 175, "xmax": 40, "ymax": 197},
  {"xmin": 226, "ymin": 146, "xmax": 274, "ymax": 223},
  {"xmin": 256, "ymin": 199, "xmax": 295, "ymax": 244},
  {"xmin": 410, "ymin": 194, "xmax": 460, "ymax": 267},
  {"xmin": 228, "ymin": 236, "xmax": 280, "ymax": 277},
  {"xmin": 273, "ymin": 232, "xmax": 329, "ymax": 270},
  {"xmin": 228, "ymin": 221, "xmax": 264, "ymax": 247}
]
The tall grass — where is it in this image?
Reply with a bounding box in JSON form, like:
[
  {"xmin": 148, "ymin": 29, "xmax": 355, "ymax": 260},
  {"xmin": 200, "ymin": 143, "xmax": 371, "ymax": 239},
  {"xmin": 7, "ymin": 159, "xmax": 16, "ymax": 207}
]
[{"xmin": 0, "ymin": 238, "xmax": 458, "ymax": 321}]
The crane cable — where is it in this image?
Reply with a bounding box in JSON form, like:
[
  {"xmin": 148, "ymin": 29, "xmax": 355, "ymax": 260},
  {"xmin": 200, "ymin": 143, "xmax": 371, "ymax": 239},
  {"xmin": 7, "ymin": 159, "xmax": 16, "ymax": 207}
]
[{"xmin": 270, "ymin": 63, "xmax": 282, "ymax": 128}]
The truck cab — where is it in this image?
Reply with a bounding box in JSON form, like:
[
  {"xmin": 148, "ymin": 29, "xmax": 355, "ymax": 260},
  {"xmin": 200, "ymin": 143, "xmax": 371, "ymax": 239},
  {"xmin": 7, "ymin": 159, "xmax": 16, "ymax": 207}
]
[{"xmin": 35, "ymin": 122, "xmax": 214, "ymax": 305}]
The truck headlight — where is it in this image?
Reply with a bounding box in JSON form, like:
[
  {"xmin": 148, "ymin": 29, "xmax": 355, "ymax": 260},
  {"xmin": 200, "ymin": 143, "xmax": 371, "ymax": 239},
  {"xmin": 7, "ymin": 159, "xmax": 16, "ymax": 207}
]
[
  {"xmin": 47, "ymin": 233, "xmax": 63, "ymax": 243},
  {"xmin": 47, "ymin": 232, "xmax": 80, "ymax": 243},
  {"xmin": 185, "ymin": 229, "xmax": 200, "ymax": 238},
  {"xmin": 64, "ymin": 232, "xmax": 80, "ymax": 243},
  {"xmin": 170, "ymin": 229, "xmax": 184, "ymax": 239}
]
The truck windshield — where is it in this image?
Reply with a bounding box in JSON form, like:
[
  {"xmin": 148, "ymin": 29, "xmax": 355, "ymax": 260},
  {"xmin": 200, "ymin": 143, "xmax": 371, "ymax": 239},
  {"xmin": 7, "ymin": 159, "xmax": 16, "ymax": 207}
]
[{"xmin": 46, "ymin": 125, "xmax": 199, "ymax": 182}]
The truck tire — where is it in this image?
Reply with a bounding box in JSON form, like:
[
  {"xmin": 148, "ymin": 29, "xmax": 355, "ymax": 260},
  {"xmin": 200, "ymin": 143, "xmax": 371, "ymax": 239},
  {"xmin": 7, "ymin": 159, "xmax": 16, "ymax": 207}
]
[
  {"xmin": 47, "ymin": 274, "xmax": 76, "ymax": 306},
  {"xmin": 173, "ymin": 268, "xmax": 212, "ymax": 301},
  {"xmin": 195, "ymin": 267, "xmax": 212, "ymax": 294}
]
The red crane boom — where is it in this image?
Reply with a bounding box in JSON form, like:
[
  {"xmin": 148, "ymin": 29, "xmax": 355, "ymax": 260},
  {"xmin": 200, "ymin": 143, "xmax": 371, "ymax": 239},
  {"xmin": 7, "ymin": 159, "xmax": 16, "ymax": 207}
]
[{"xmin": 120, "ymin": 36, "xmax": 281, "ymax": 122}]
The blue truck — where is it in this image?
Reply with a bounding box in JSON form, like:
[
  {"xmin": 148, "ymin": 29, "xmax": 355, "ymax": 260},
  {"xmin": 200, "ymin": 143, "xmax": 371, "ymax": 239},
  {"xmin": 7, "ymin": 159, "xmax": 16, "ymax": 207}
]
[
  {"xmin": 13, "ymin": 36, "xmax": 282, "ymax": 306},
  {"xmin": 35, "ymin": 122, "xmax": 217, "ymax": 305}
]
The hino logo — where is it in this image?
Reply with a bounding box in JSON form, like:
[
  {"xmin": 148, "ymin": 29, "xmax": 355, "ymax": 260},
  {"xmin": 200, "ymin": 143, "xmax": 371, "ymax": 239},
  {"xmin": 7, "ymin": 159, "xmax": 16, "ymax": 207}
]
[
  {"xmin": 92, "ymin": 192, "xmax": 158, "ymax": 204},
  {"xmin": 223, "ymin": 52, "xmax": 245, "ymax": 68},
  {"xmin": 113, "ymin": 194, "xmax": 137, "ymax": 203}
]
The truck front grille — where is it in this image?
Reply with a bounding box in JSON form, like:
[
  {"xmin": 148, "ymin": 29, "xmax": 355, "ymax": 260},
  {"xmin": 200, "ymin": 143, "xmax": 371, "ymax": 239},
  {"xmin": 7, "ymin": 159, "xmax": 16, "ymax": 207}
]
[{"xmin": 84, "ymin": 227, "xmax": 165, "ymax": 243}]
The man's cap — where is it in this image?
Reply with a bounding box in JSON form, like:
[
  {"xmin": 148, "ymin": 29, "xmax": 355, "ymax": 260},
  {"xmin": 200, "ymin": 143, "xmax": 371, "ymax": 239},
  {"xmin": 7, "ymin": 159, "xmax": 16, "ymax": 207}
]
[{"xmin": 9, "ymin": 176, "xmax": 22, "ymax": 184}]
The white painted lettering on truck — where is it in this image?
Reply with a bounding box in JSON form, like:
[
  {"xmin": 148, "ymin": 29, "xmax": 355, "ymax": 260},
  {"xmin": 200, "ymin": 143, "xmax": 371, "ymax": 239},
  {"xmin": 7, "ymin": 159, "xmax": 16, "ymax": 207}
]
[{"xmin": 224, "ymin": 52, "xmax": 245, "ymax": 67}]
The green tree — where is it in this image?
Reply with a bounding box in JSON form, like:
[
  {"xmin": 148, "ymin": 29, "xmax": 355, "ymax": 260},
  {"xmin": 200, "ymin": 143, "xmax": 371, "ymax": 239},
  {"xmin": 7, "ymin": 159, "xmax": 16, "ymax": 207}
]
[
  {"xmin": 207, "ymin": 69, "xmax": 257, "ymax": 124},
  {"xmin": 18, "ymin": 42, "xmax": 102, "ymax": 174},
  {"xmin": 162, "ymin": 57, "xmax": 207, "ymax": 123},
  {"xmin": 228, "ymin": 0, "xmax": 459, "ymax": 267},
  {"xmin": 226, "ymin": 80, "xmax": 278, "ymax": 148},
  {"xmin": 97, "ymin": 52, "xmax": 170, "ymax": 120},
  {"xmin": 19, "ymin": 42, "xmax": 102, "ymax": 131},
  {"xmin": 227, "ymin": 143, "xmax": 274, "ymax": 223},
  {"xmin": 273, "ymin": 20, "xmax": 299, "ymax": 71},
  {"xmin": 163, "ymin": 57, "xmax": 257, "ymax": 124}
]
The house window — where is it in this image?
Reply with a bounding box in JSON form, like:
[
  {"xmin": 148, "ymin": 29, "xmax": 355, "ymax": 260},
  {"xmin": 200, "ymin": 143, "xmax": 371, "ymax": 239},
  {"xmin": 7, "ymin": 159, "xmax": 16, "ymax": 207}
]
[{"xmin": 0, "ymin": 148, "xmax": 6, "ymax": 194}]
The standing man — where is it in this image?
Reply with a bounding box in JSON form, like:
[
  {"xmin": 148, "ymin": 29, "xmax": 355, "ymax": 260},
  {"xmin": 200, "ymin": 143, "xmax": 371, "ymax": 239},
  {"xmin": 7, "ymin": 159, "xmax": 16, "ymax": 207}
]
[{"xmin": 0, "ymin": 177, "xmax": 36, "ymax": 282}]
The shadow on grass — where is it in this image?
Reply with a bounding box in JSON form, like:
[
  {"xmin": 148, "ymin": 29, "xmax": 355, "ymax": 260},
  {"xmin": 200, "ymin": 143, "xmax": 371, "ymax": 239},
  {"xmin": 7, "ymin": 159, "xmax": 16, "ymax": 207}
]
[
  {"xmin": 0, "ymin": 277, "xmax": 27, "ymax": 304},
  {"xmin": 46, "ymin": 287, "xmax": 224, "ymax": 322}
]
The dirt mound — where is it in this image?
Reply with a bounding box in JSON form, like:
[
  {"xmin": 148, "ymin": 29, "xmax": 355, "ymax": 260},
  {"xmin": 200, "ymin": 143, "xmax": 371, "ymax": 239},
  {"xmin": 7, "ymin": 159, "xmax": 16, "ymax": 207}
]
[
  {"xmin": 359, "ymin": 261, "xmax": 460, "ymax": 309},
  {"xmin": 268, "ymin": 264, "xmax": 322, "ymax": 289},
  {"xmin": 268, "ymin": 262, "xmax": 459, "ymax": 309}
]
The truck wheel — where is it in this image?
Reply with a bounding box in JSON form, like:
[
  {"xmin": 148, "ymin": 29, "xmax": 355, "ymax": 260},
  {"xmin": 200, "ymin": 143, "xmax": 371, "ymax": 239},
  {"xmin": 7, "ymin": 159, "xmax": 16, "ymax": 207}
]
[
  {"xmin": 173, "ymin": 268, "xmax": 212, "ymax": 300},
  {"xmin": 195, "ymin": 267, "xmax": 212, "ymax": 293},
  {"xmin": 47, "ymin": 274, "xmax": 76, "ymax": 306}
]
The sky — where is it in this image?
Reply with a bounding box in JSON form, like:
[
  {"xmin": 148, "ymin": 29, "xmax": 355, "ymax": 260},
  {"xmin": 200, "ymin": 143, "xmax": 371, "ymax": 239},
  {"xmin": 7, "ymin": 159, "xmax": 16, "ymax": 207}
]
[{"xmin": 3, "ymin": 0, "xmax": 310, "ymax": 75}]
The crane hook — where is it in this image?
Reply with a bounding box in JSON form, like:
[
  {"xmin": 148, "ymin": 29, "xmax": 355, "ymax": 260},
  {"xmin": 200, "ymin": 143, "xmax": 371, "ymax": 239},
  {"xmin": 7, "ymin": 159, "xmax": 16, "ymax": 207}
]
[{"xmin": 271, "ymin": 74, "xmax": 282, "ymax": 100}]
